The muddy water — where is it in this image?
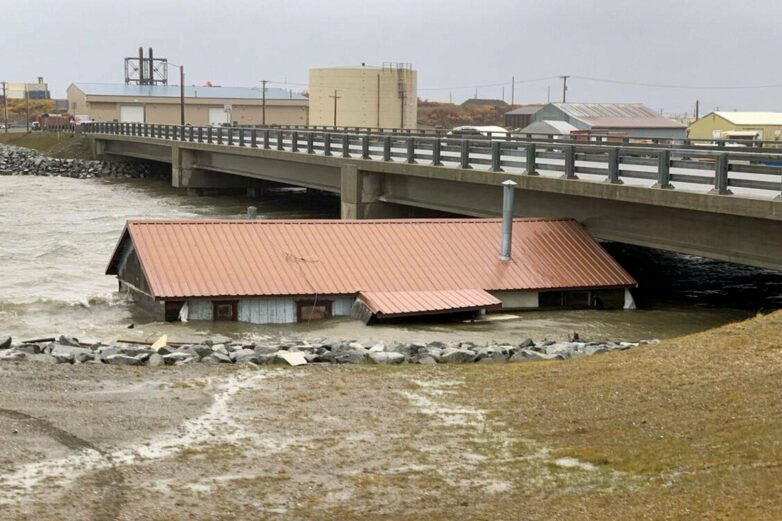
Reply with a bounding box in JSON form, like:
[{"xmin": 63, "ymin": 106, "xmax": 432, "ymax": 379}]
[{"xmin": 0, "ymin": 175, "xmax": 779, "ymax": 344}]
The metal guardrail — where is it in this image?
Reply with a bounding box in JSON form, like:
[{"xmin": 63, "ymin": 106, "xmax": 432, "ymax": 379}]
[{"xmin": 52, "ymin": 123, "xmax": 782, "ymax": 200}]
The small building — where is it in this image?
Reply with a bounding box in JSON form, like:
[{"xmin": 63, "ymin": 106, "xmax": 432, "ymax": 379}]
[
  {"xmin": 66, "ymin": 83, "xmax": 308, "ymax": 126},
  {"xmin": 309, "ymin": 64, "xmax": 417, "ymax": 129},
  {"xmin": 462, "ymin": 98, "xmax": 509, "ymax": 107},
  {"xmin": 519, "ymin": 120, "xmax": 579, "ymax": 137},
  {"xmin": 106, "ymin": 218, "xmax": 637, "ymax": 325},
  {"xmin": 688, "ymin": 112, "xmax": 782, "ymax": 142},
  {"xmin": 504, "ymin": 105, "xmax": 544, "ymax": 129},
  {"xmin": 4, "ymin": 77, "xmax": 50, "ymax": 100},
  {"xmin": 531, "ymin": 103, "xmax": 687, "ymax": 139}
]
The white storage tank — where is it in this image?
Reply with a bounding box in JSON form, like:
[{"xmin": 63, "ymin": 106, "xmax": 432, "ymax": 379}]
[{"xmin": 308, "ymin": 63, "xmax": 417, "ymax": 129}]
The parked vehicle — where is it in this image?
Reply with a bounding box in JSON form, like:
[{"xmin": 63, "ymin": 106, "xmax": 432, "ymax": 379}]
[
  {"xmin": 72, "ymin": 115, "xmax": 94, "ymax": 126},
  {"xmin": 31, "ymin": 121, "xmax": 41, "ymax": 131}
]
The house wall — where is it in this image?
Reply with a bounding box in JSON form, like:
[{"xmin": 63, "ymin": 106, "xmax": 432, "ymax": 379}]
[
  {"xmin": 491, "ymin": 291, "xmax": 539, "ymax": 309},
  {"xmin": 185, "ymin": 295, "xmax": 355, "ymax": 324},
  {"xmin": 688, "ymin": 112, "xmax": 782, "ymax": 143}
]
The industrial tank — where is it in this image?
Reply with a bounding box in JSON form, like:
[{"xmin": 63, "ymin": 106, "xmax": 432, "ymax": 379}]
[{"xmin": 308, "ymin": 63, "xmax": 417, "ymax": 129}]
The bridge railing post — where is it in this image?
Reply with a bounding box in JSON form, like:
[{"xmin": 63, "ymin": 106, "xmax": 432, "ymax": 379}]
[
  {"xmin": 324, "ymin": 133, "xmax": 332, "ymax": 156},
  {"xmin": 362, "ymin": 135, "xmax": 370, "ymax": 159},
  {"xmin": 307, "ymin": 132, "xmax": 314, "ymax": 154},
  {"xmin": 710, "ymin": 152, "xmax": 733, "ymax": 195},
  {"xmin": 407, "ymin": 137, "xmax": 416, "ymax": 164},
  {"xmin": 197, "ymin": 126, "xmax": 203, "ymax": 143},
  {"xmin": 524, "ymin": 143, "xmax": 538, "ymax": 175},
  {"xmin": 227, "ymin": 127, "xmax": 234, "ymax": 146},
  {"xmin": 383, "ymin": 136, "xmax": 391, "ymax": 161},
  {"xmin": 251, "ymin": 128, "xmax": 257, "ymax": 148},
  {"xmin": 432, "ymin": 137, "xmax": 442, "ymax": 166},
  {"xmin": 217, "ymin": 127, "xmax": 223, "ymax": 145},
  {"xmin": 174, "ymin": 125, "xmax": 180, "ymax": 140},
  {"xmin": 207, "ymin": 126, "xmax": 213, "ymax": 144},
  {"xmin": 491, "ymin": 141, "xmax": 503, "ymax": 172},
  {"xmin": 291, "ymin": 131, "xmax": 299, "ymax": 152},
  {"xmin": 239, "ymin": 128, "xmax": 245, "ymax": 147},
  {"xmin": 263, "ymin": 129, "xmax": 270, "ymax": 150},
  {"xmin": 342, "ymin": 134, "xmax": 350, "ymax": 158},
  {"xmin": 562, "ymin": 145, "xmax": 577, "ymax": 179},
  {"xmin": 653, "ymin": 149, "xmax": 673, "ymax": 189},
  {"xmin": 276, "ymin": 130, "xmax": 284, "ymax": 151},
  {"xmin": 460, "ymin": 140, "xmax": 472, "ymax": 169},
  {"xmin": 606, "ymin": 148, "xmax": 622, "ymax": 184},
  {"xmin": 189, "ymin": 126, "xmax": 195, "ymax": 142}
]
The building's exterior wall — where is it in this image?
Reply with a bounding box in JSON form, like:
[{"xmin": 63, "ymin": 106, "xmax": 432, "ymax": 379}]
[
  {"xmin": 309, "ymin": 67, "xmax": 417, "ymax": 128},
  {"xmin": 185, "ymin": 295, "xmax": 355, "ymax": 324},
  {"xmin": 490, "ymin": 291, "xmax": 539, "ymax": 309},
  {"xmin": 66, "ymin": 86, "xmax": 308, "ymax": 125},
  {"xmin": 5, "ymin": 81, "xmax": 50, "ymax": 100},
  {"xmin": 688, "ymin": 113, "xmax": 782, "ymax": 142}
]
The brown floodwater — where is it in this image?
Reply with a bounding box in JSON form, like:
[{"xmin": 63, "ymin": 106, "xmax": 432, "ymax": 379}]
[{"xmin": 0, "ymin": 175, "xmax": 778, "ymax": 344}]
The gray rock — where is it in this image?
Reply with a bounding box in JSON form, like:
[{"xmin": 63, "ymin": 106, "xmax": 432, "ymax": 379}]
[
  {"xmin": 518, "ymin": 338, "xmax": 535, "ymax": 348},
  {"xmin": 476, "ymin": 346, "xmax": 509, "ymax": 362},
  {"xmin": 15, "ymin": 343, "xmax": 42, "ymax": 355},
  {"xmin": 51, "ymin": 344, "xmax": 93, "ymax": 363},
  {"xmin": 368, "ymin": 351, "xmax": 405, "ymax": 364},
  {"xmin": 190, "ymin": 344, "xmax": 213, "ymax": 358},
  {"xmin": 0, "ymin": 336, "xmax": 11, "ymax": 349},
  {"xmin": 57, "ymin": 335, "xmax": 81, "ymax": 347},
  {"xmin": 440, "ymin": 347, "xmax": 476, "ymax": 364},
  {"xmin": 147, "ymin": 353, "xmax": 164, "ymax": 367},
  {"xmin": 254, "ymin": 344, "xmax": 279, "ymax": 355},
  {"xmin": 416, "ymin": 356, "xmax": 438, "ymax": 365},
  {"xmin": 230, "ymin": 348, "xmax": 258, "ymax": 363},
  {"xmin": 335, "ymin": 349, "xmax": 368, "ymax": 364},
  {"xmin": 105, "ymin": 354, "xmax": 144, "ymax": 366},
  {"xmin": 0, "ymin": 350, "xmax": 26, "ymax": 361},
  {"xmin": 162, "ymin": 352, "xmax": 195, "ymax": 365}
]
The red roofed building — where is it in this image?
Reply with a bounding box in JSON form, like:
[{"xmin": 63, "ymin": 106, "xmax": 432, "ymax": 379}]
[{"xmin": 106, "ymin": 218, "xmax": 637, "ymax": 324}]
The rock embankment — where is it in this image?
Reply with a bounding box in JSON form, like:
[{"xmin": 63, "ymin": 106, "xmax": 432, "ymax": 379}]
[
  {"xmin": 0, "ymin": 334, "xmax": 658, "ymax": 367},
  {"xmin": 0, "ymin": 143, "xmax": 155, "ymax": 179}
]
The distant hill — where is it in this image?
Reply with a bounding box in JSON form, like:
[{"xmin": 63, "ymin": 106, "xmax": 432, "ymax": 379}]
[{"xmin": 417, "ymin": 100, "xmax": 517, "ymax": 129}]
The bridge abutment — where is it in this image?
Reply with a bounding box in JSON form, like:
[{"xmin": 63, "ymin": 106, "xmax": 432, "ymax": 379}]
[{"xmin": 340, "ymin": 165, "xmax": 407, "ymax": 219}]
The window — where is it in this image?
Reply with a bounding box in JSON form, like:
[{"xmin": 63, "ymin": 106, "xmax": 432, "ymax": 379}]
[
  {"xmin": 296, "ymin": 300, "xmax": 332, "ymax": 322},
  {"xmin": 539, "ymin": 291, "xmax": 563, "ymax": 307},
  {"xmin": 165, "ymin": 301, "xmax": 185, "ymax": 322},
  {"xmin": 212, "ymin": 300, "xmax": 238, "ymax": 321}
]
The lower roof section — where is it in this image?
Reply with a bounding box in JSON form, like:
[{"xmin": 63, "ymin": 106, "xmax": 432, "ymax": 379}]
[{"xmin": 357, "ymin": 289, "xmax": 502, "ymax": 318}]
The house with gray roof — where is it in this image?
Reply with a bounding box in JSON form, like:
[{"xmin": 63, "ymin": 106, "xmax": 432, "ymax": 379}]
[{"xmin": 530, "ymin": 103, "xmax": 686, "ymax": 139}]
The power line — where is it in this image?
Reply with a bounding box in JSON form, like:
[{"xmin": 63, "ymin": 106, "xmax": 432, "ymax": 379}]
[{"xmin": 572, "ymin": 75, "xmax": 782, "ymax": 90}]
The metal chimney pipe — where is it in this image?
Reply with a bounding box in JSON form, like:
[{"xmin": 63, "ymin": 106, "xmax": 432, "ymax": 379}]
[
  {"xmin": 247, "ymin": 206, "xmax": 258, "ymax": 219},
  {"xmin": 138, "ymin": 47, "xmax": 145, "ymax": 85},
  {"xmin": 500, "ymin": 179, "xmax": 517, "ymax": 261}
]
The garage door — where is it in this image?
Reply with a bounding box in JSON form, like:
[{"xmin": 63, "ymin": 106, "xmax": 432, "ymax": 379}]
[
  {"xmin": 119, "ymin": 105, "xmax": 145, "ymax": 123},
  {"xmin": 209, "ymin": 107, "xmax": 229, "ymax": 126}
]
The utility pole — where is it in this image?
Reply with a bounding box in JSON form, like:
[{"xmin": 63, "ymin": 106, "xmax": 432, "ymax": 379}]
[
  {"xmin": 25, "ymin": 85, "xmax": 29, "ymax": 132},
  {"xmin": 547, "ymin": 85, "xmax": 551, "ymax": 103},
  {"xmin": 511, "ymin": 75, "xmax": 515, "ymax": 105},
  {"xmin": 560, "ymin": 75, "xmax": 570, "ymax": 103},
  {"xmin": 400, "ymin": 88, "xmax": 406, "ymax": 128},
  {"xmin": 695, "ymin": 99, "xmax": 700, "ymax": 120},
  {"xmin": 179, "ymin": 65, "xmax": 185, "ymax": 125},
  {"xmin": 502, "ymin": 86, "xmax": 505, "ymax": 102},
  {"xmin": 329, "ymin": 89, "xmax": 340, "ymax": 126},
  {"xmin": 261, "ymin": 79, "xmax": 267, "ymax": 126},
  {"xmin": 2, "ymin": 82, "xmax": 7, "ymax": 133}
]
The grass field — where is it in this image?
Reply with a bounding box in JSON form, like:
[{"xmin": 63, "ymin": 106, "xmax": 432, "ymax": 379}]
[{"xmin": 0, "ymin": 131, "xmax": 91, "ymax": 158}]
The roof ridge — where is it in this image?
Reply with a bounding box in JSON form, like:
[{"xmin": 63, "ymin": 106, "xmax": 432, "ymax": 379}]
[{"xmin": 126, "ymin": 217, "xmax": 574, "ymax": 225}]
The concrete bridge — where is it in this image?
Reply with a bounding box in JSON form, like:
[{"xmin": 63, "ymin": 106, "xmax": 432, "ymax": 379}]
[{"xmin": 78, "ymin": 123, "xmax": 782, "ymax": 271}]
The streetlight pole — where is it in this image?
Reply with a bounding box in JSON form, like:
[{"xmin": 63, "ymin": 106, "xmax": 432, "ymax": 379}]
[
  {"xmin": 261, "ymin": 79, "xmax": 267, "ymax": 126},
  {"xmin": 25, "ymin": 85, "xmax": 30, "ymax": 132},
  {"xmin": 179, "ymin": 65, "xmax": 185, "ymax": 125},
  {"xmin": 2, "ymin": 81, "xmax": 8, "ymax": 133}
]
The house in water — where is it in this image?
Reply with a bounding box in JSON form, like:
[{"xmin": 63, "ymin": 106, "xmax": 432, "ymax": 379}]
[{"xmin": 106, "ymin": 215, "xmax": 637, "ymax": 325}]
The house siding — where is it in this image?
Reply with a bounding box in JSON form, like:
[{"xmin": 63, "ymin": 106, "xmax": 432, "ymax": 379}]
[{"xmin": 184, "ymin": 296, "xmax": 356, "ymax": 324}]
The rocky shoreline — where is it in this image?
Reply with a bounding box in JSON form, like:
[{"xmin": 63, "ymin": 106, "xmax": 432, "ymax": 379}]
[
  {"xmin": 0, "ymin": 334, "xmax": 658, "ymax": 367},
  {"xmin": 0, "ymin": 143, "xmax": 155, "ymax": 179}
]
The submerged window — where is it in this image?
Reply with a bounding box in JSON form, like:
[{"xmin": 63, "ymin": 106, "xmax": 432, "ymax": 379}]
[
  {"xmin": 297, "ymin": 300, "xmax": 333, "ymax": 322},
  {"xmin": 212, "ymin": 301, "xmax": 238, "ymax": 321}
]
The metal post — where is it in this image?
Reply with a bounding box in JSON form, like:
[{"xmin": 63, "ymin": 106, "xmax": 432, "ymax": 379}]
[
  {"xmin": 261, "ymin": 79, "xmax": 267, "ymax": 126},
  {"xmin": 263, "ymin": 129, "xmax": 270, "ymax": 149},
  {"xmin": 432, "ymin": 137, "xmax": 442, "ymax": 166},
  {"xmin": 276, "ymin": 130, "xmax": 284, "ymax": 151},
  {"xmin": 180, "ymin": 125, "xmax": 186, "ymax": 142},
  {"xmin": 342, "ymin": 134, "xmax": 350, "ymax": 158},
  {"xmin": 500, "ymin": 179, "xmax": 517, "ymax": 262},
  {"xmin": 179, "ymin": 65, "xmax": 185, "ymax": 125},
  {"xmin": 2, "ymin": 81, "xmax": 8, "ymax": 133},
  {"xmin": 491, "ymin": 141, "xmax": 503, "ymax": 172},
  {"xmin": 291, "ymin": 131, "xmax": 299, "ymax": 152},
  {"xmin": 207, "ymin": 126, "xmax": 213, "ymax": 144},
  {"xmin": 383, "ymin": 136, "xmax": 391, "ymax": 161},
  {"xmin": 217, "ymin": 127, "xmax": 223, "ymax": 145},
  {"xmin": 306, "ymin": 132, "xmax": 314, "ymax": 154},
  {"xmin": 362, "ymin": 135, "xmax": 370, "ymax": 159},
  {"xmin": 653, "ymin": 149, "xmax": 673, "ymax": 189},
  {"xmin": 525, "ymin": 143, "xmax": 538, "ymax": 175},
  {"xmin": 562, "ymin": 145, "xmax": 577, "ymax": 179},
  {"xmin": 24, "ymin": 86, "xmax": 29, "ymax": 132},
  {"xmin": 406, "ymin": 137, "xmax": 416, "ymax": 163},
  {"xmin": 710, "ymin": 152, "xmax": 733, "ymax": 195},
  {"xmin": 606, "ymin": 148, "xmax": 622, "ymax": 184},
  {"xmin": 460, "ymin": 139, "xmax": 472, "ymax": 169},
  {"xmin": 250, "ymin": 128, "xmax": 257, "ymax": 148},
  {"xmin": 324, "ymin": 132, "xmax": 332, "ymax": 156},
  {"xmin": 227, "ymin": 127, "xmax": 234, "ymax": 146}
]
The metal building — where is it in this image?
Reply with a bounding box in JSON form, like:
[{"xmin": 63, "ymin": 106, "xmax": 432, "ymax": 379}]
[
  {"xmin": 531, "ymin": 103, "xmax": 687, "ymax": 139},
  {"xmin": 504, "ymin": 105, "xmax": 544, "ymax": 129},
  {"xmin": 688, "ymin": 112, "xmax": 782, "ymax": 143},
  {"xmin": 106, "ymin": 218, "xmax": 637, "ymax": 325},
  {"xmin": 308, "ymin": 64, "xmax": 417, "ymax": 129},
  {"xmin": 66, "ymin": 83, "xmax": 308, "ymax": 126},
  {"xmin": 4, "ymin": 77, "xmax": 50, "ymax": 100}
]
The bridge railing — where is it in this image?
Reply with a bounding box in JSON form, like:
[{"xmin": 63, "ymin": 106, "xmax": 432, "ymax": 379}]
[{"xmin": 79, "ymin": 122, "xmax": 782, "ymax": 199}]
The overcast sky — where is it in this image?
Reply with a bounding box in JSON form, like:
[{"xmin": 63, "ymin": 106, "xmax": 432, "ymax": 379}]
[{"xmin": 3, "ymin": 0, "xmax": 781, "ymax": 115}]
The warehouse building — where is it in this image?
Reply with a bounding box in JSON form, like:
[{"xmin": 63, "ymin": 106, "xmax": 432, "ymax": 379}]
[
  {"xmin": 106, "ymin": 218, "xmax": 636, "ymax": 325},
  {"xmin": 688, "ymin": 112, "xmax": 782, "ymax": 142},
  {"xmin": 308, "ymin": 64, "xmax": 417, "ymax": 129},
  {"xmin": 66, "ymin": 83, "xmax": 308, "ymax": 126},
  {"xmin": 530, "ymin": 103, "xmax": 687, "ymax": 139},
  {"xmin": 4, "ymin": 77, "xmax": 50, "ymax": 100},
  {"xmin": 504, "ymin": 105, "xmax": 544, "ymax": 129}
]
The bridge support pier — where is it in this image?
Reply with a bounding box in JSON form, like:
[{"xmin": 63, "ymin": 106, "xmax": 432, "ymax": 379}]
[
  {"xmin": 172, "ymin": 146, "xmax": 263, "ymax": 190},
  {"xmin": 340, "ymin": 165, "xmax": 404, "ymax": 219}
]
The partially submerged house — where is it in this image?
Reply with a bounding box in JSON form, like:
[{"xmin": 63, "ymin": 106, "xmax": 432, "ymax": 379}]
[{"xmin": 106, "ymin": 216, "xmax": 637, "ymax": 325}]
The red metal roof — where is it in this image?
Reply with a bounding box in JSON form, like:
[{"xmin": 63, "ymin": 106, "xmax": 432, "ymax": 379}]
[
  {"xmin": 107, "ymin": 218, "xmax": 637, "ymax": 300},
  {"xmin": 358, "ymin": 289, "xmax": 502, "ymax": 318}
]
